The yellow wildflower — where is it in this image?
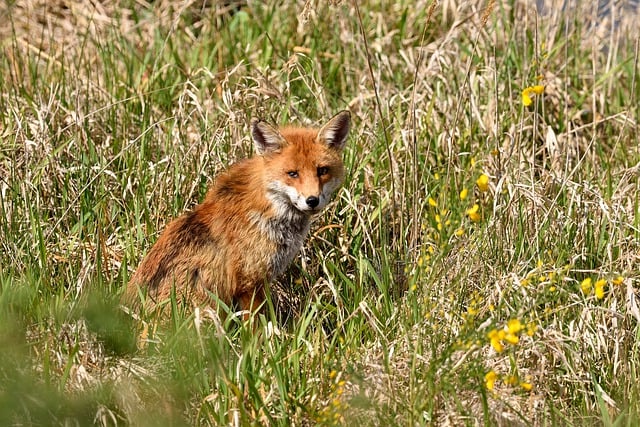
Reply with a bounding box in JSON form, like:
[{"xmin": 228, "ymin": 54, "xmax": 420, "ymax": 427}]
[
  {"xmin": 507, "ymin": 319, "xmax": 524, "ymax": 334},
  {"xmin": 467, "ymin": 204, "xmax": 481, "ymax": 222},
  {"xmin": 581, "ymin": 278, "xmax": 592, "ymax": 295},
  {"xmin": 526, "ymin": 322, "xmax": 538, "ymax": 337},
  {"xmin": 488, "ymin": 329, "xmax": 505, "ymax": 353},
  {"xmin": 428, "ymin": 197, "xmax": 437, "ymax": 207},
  {"xmin": 476, "ymin": 174, "xmax": 490, "ymax": 192},
  {"xmin": 455, "ymin": 227, "xmax": 465, "ymax": 237},
  {"xmin": 504, "ymin": 333, "xmax": 519, "ymax": 345},
  {"xmin": 522, "ymin": 85, "xmax": 545, "ymax": 106},
  {"xmin": 460, "ymin": 188, "xmax": 469, "ymax": 200},
  {"xmin": 612, "ymin": 276, "xmax": 624, "ymax": 286},
  {"xmin": 520, "ymin": 381, "xmax": 533, "ymax": 391},
  {"xmin": 485, "ymin": 370, "xmax": 497, "ymax": 390},
  {"xmin": 595, "ymin": 279, "xmax": 606, "ymax": 300}
]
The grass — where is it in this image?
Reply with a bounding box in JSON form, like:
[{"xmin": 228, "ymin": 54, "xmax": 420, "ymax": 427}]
[{"xmin": 1, "ymin": 0, "xmax": 639, "ymax": 425}]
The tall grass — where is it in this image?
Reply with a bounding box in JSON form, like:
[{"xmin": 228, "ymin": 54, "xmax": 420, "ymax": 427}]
[{"xmin": 1, "ymin": 0, "xmax": 639, "ymax": 425}]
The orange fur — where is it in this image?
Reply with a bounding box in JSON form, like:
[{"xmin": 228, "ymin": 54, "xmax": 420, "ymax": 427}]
[{"xmin": 124, "ymin": 111, "xmax": 351, "ymax": 319}]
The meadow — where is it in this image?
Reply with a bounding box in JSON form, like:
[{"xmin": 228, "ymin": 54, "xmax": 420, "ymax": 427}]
[{"xmin": 1, "ymin": 0, "xmax": 639, "ymax": 425}]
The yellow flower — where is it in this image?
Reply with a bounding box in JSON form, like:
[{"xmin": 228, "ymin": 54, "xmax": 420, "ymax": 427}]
[
  {"xmin": 520, "ymin": 381, "xmax": 533, "ymax": 391},
  {"xmin": 526, "ymin": 322, "xmax": 538, "ymax": 337},
  {"xmin": 522, "ymin": 85, "xmax": 545, "ymax": 106},
  {"xmin": 595, "ymin": 279, "xmax": 606, "ymax": 300},
  {"xmin": 504, "ymin": 333, "xmax": 519, "ymax": 345},
  {"xmin": 476, "ymin": 174, "xmax": 490, "ymax": 192},
  {"xmin": 485, "ymin": 370, "xmax": 498, "ymax": 390},
  {"xmin": 612, "ymin": 276, "xmax": 624, "ymax": 286},
  {"xmin": 460, "ymin": 188, "xmax": 468, "ymax": 200},
  {"xmin": 428, "ymin": 197, "xmax": 437, "ymax": 207},
  {"xmin": 488, "ymin": 329, "xmax": 505, "ymax": 353},
  {"xmin": 581, "ymin": 277, "xmax": 592, "ymax": 295},
  {"xmin": 455, "ymin": 227, "xmax": 465, "ymax": 237},
  {"xmin": 467, "ymin": 204, "xmax": 481, "ymax": 222},
  {"xmin": 507, "ymin": 319, "xmax": 524, "ymax": 334}
]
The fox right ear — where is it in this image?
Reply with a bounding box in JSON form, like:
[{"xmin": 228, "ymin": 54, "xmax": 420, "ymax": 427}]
[
  {"xmin": 317, "ymin": 110, "xmax": 351, "ymax": 151},
  {"xmin": 251, "ymin": 119, "xmax": 286, "ymax": 155}
]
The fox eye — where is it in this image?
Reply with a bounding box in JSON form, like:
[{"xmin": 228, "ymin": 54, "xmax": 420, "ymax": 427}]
[
  {"xmin": 287, "ymin": 171, "xmax": 299, "ymax": 178},
  {"xmin": 317, "ymin": 166, "xmax": 329, "ymax": 177}
]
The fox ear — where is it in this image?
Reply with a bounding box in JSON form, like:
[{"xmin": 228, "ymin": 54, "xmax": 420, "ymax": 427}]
[
  {"xmin": 251, "ymin": 119, "xmax": 286, "ymax": 155},
  {"xmin": 317, "ymin": 110, "xmax": 351, "ymax": 150}
]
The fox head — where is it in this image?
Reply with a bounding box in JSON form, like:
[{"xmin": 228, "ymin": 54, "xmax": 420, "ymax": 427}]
[{"xmin": 251, "ymin": 111, "xmax": 351, "ymax": 215}]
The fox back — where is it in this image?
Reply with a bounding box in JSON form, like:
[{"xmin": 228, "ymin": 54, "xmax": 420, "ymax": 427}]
[{"xmin": 125, "ymin": 111, "xmax": 351, "ymax": 318}]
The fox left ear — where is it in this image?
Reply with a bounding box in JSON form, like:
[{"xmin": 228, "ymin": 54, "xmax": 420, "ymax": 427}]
[
  {"xmin": 251, "ymin": 118, "xmax": 287, "ymax": 155},
  {"xmin": 318, "ymin": 110, "xmax": 351, "ymax": 151}
]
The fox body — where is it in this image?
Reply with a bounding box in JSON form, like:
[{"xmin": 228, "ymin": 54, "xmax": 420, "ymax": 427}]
[{"xmin": 125, "ymin": 111, "xmax": 351, "ymax": 317}]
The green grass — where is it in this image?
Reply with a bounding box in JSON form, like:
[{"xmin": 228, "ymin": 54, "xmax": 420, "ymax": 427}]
[{"xmin": 1, "ymin": 0, "xmax": 639, "ymax": 425}]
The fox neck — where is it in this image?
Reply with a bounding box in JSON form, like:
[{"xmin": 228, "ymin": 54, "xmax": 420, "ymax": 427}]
[
  {"xmin": 253, "ymin": 191, "xmax": 311, "ymax": 278},
  {"xmin": 263, "ymin": 189, "xmax": 312, "ymax": 243}
]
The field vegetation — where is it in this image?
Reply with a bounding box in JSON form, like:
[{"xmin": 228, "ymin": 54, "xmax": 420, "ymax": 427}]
[{"xmin": 1, "ymin": 0, "xmax": 639, "ymax": 425}]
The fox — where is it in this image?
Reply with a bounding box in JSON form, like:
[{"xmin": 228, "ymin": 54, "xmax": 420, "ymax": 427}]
[{"xmin": 124, "ymin": 110, "xmax": 351, "ymax": 320}]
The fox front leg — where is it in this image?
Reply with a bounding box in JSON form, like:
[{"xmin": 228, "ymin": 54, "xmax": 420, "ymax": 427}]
[{"xmin": 237, "ymin": 286, "xmax": 266, "ymax": 322}]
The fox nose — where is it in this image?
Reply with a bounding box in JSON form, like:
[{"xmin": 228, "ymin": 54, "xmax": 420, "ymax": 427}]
[{"xmin": 306, "ymin": 196, "xmax": 320, "ymax": 209}]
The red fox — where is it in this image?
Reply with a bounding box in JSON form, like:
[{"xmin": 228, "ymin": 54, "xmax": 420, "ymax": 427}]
[{"xmin": 125, "ymin": 111, "xmax": 351, "ymax": 319}]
